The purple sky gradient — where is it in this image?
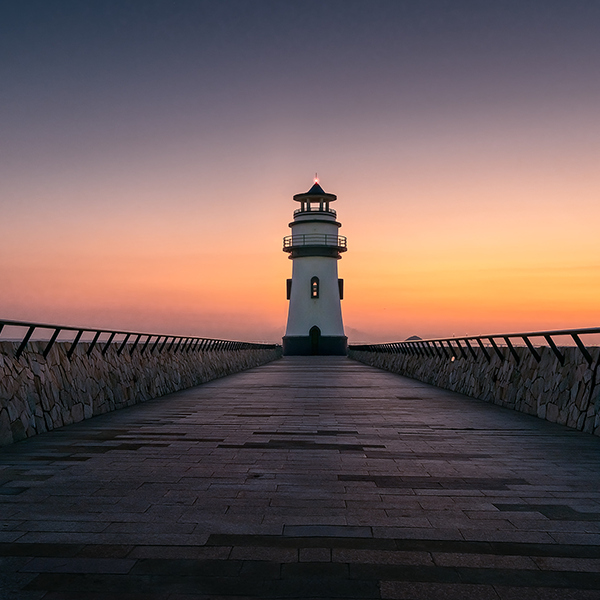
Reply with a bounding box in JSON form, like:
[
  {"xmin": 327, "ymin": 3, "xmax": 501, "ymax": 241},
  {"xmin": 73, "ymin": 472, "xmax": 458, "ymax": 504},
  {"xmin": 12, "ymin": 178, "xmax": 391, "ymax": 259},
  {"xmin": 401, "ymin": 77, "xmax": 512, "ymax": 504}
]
[{"xmin": 1, "ymin": 1, "xmax": 599, "ymax": 341}]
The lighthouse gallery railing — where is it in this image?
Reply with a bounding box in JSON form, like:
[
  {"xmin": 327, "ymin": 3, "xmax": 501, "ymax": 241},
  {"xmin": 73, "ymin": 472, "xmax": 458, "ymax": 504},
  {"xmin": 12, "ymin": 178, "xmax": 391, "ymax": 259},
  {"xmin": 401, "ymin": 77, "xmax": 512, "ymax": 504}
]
[
  {"xmin": 293, "ymin": 207, "xmax": 337, "ymax": 217},
  {"xmin": 282, "ymin": 234, "xmax": 347, "ymax": 250}
]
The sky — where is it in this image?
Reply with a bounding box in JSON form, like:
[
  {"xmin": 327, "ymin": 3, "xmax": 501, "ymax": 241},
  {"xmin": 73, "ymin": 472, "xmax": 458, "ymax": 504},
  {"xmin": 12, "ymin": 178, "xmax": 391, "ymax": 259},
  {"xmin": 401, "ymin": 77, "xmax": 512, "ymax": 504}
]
[{"xmin": 1, "ymin": 0, "xmax": 599, "ymax": 343}]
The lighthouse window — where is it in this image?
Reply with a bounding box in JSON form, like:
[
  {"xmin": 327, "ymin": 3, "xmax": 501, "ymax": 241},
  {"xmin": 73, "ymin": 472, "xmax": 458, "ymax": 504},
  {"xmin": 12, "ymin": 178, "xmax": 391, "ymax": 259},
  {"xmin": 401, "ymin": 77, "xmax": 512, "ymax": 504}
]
[{"xmin": 311, "ymin": 277, "xmax": 319, "ymax": 298}]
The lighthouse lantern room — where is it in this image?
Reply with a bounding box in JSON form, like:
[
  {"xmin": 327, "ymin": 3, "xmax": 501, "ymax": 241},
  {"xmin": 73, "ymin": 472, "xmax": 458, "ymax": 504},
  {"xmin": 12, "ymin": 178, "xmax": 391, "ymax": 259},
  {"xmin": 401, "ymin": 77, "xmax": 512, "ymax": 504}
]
[{"xmin": 282, "ymin": 179, "xmax": 347, "ymax": 355}]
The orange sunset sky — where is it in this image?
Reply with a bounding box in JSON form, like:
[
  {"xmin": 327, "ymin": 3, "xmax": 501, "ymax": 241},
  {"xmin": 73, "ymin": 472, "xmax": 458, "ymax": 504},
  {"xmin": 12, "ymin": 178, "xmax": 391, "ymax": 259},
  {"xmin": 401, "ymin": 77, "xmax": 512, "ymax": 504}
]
[{"xmin": 1, "ymin": 2, "xmax": 599, "ymax": 342}]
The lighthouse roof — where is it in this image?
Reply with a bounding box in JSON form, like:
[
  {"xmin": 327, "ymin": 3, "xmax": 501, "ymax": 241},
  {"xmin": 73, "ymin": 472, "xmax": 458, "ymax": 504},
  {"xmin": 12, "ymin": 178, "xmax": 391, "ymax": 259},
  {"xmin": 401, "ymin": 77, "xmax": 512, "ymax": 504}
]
[
  {"xmin": 293, "ymin": 182, "xmax": 337, "ymax": 202},
  {"xmin": 306, "ymin": 182, "xmax": 327, "ymax": 196}
]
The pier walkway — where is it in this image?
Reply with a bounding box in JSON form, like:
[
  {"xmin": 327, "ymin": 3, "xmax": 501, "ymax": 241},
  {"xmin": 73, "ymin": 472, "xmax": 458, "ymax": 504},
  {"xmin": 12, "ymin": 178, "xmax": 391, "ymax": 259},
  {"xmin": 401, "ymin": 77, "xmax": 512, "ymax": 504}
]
[{"xmin": 2, "ymin": 357, "xmax": 600, "ymax": 599}]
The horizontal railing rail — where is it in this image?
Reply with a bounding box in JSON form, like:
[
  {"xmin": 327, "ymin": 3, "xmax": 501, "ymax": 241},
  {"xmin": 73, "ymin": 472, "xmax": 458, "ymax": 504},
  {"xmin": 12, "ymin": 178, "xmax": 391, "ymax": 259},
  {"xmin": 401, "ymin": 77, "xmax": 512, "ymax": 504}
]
[
  {"xmin": 293, "ymin": 207, "xmax": 337, "ymax": 217},
  {"xmin": 282, "ymin": 234, "xmax": 347, "ymax": 250},
  {"xmin": 0, "ymin": 319, "xmax": 280, "ymax": 361},
  {"xmin": 349, "ymin": 326, "xmax": 600, "ymax": 366}
]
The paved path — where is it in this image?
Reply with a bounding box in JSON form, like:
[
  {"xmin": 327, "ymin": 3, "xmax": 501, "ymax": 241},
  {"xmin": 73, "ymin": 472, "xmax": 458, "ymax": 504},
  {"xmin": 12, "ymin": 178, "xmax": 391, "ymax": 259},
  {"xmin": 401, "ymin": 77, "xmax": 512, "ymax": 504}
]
[{"xmin": 1, "ymin": 357, "xmax": 600, "ymax": 599}]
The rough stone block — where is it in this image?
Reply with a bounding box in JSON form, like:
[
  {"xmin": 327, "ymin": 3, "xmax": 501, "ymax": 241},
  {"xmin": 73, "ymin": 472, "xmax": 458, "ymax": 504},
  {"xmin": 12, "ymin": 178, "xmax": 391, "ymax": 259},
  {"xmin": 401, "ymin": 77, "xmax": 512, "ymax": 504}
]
[
  {"xmin": 71, "ymin": 403, "xmax": 84, "ymax": 423},
  {"xmin": 0, "ymin": 408, "xmax": 12, "ymax": 445},
  {"xmin": 566, "ymin": 404, "xmax": 580, "ymax": 429},
  {"xmin": 10, "ymin": 417, "xmax": 27, "ymax": 442}
]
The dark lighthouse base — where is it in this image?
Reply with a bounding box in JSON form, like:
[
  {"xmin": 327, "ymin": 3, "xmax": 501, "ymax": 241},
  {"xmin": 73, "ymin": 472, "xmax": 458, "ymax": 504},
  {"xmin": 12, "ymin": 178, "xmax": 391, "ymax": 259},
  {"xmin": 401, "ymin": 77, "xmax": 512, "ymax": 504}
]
[{"xmin": 283, "ymin": 335, "xmax": 347, "ymax": 356}]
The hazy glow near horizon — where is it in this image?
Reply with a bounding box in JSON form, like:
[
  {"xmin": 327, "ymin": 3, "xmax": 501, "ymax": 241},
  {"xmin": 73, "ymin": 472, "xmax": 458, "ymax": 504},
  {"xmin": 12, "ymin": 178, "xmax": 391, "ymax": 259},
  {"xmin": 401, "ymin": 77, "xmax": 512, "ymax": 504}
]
[{"xmin": 1, "ymin": 1, "xmax": 599, "ymax": 342}]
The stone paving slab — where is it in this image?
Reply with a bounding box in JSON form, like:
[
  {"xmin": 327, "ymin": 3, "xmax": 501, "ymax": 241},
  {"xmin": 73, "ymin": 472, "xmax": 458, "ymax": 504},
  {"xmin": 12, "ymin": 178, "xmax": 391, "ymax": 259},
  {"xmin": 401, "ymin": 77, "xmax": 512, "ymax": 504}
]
[{"xmin": 1, "ymin": 356, "xmax": 600, "ymax": 598}]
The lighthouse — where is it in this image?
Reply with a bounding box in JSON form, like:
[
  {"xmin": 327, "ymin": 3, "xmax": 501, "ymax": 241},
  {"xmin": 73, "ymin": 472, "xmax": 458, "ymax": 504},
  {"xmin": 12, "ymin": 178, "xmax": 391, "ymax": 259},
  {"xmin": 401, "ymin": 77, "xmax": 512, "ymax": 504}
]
[{"xmin": 282, "ymin": 179, "xmax": 348, "ymax": 355}]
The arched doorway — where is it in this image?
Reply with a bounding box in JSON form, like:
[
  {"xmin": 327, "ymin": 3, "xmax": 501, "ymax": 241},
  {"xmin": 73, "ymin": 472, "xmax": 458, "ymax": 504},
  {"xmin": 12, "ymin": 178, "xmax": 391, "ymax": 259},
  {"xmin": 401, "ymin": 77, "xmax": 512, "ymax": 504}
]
[{"xmin": 309, "ymin": 326, "xmax": 321, "ymax": 355}]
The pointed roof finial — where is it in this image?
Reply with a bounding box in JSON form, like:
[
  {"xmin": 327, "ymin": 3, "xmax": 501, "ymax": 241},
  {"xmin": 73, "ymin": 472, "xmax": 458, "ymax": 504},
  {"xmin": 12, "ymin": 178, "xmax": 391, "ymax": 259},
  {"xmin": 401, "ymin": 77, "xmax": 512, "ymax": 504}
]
[{"xmin": 314, "ymin": 172, "xmax": 319, "ymax": 184}]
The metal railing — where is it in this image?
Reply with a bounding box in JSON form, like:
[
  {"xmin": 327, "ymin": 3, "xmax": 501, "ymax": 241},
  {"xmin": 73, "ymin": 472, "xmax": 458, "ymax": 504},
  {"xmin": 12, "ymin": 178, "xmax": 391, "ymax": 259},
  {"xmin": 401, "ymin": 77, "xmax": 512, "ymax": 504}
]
[
  {"xmin": 0, "ymin": 319, "xmax": 280, "ymax": 361},
  {"xmin": 293, "ymin": 207, "xmax": 337, "ymax": 217},
  {"xmin": 349, "ymin": 327, "xmax": 600, "ymax": 367},
  {"xmin": 282, "ymin": 234, "xmax": 347, "ymax": 251}
]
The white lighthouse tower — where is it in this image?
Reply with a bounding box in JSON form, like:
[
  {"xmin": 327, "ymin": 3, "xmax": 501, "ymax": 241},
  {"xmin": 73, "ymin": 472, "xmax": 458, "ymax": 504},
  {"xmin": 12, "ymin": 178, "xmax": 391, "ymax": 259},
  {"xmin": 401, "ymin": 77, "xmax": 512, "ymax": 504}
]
[{"xmin": 282, "ymin": 179, "xmax": 347, "ymax": 355}]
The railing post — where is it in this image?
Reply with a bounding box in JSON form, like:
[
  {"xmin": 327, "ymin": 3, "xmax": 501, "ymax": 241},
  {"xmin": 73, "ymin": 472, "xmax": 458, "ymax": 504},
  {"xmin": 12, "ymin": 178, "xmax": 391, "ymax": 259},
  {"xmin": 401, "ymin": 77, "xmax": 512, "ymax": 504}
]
[
  {"xmin": 117, "ymin": 334, "xmax": 131, "ymax": 356},
  {"xmin": 504, "ymin": 337, "xmax": 520, "ymax": 363},
  {"xmin": 87, "ymin": 331, "xmax": 102, "ymax": 356},
  {"xmin": 488, "ymin": 337, "xmax": 504, "ymax": 361},
  {"xmin": 16, "ymin": 326, "xmax": 36, "ymax": 359},
  {"xmin": 522, "ymin": 336, "xmax": 541, "ymax": 362},
  {"xmin": 129, "ymin": 334, "xmax": 142, "ymax": 355},
  {"xmin": 102, "ymin": 332, "xmax": 117, "ymax": 355},
  {"xmin": 445, "ymin": 340, "xmax": 457, "ymax": 359},
  {"xmin": 437, "ymin": 340, "xmax": 449, "ymax": 358},
  {"xmin": 476, "ymin": 338, "xmax": 491, "ymax": 363},
  {"xmin": 151, "ymin": 336, "xmax": 163, "ymax": 354},
  {"xmin": 464, "ymin": 339, "xmax": 477, "ymax": 360},
  {"xmin": 44, "ymin": 328, "xmax": 62, "ymax": 358},
  {"xmin": 572, "ymin": 333, "xmax": 593, "ymax": 365},
  {"xmin": 140, "ymin": 335, "xmax": 153, "ymax": 355},
  {"xmin": 455, "ymin": 339, "xmax": 467, "ymax": 359},
  {"xmin": 544, "ymin": 335, "xmax": 565, "ymax": 365},
  {"xmin": 67, "ymin": 330, "xmax": 84, "ymax": 360}
]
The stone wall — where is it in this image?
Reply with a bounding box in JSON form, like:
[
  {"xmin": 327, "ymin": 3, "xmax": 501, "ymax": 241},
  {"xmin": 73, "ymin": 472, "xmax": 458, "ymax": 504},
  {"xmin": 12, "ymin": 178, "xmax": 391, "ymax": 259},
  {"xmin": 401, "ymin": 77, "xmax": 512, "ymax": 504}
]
[
  {"xmin": 0, "ymin": 341, "xmax": 282, "ymax": 446},
  {"xmin": 349, "ymin": 345, "xmax": 600, "ymax": 437}
]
